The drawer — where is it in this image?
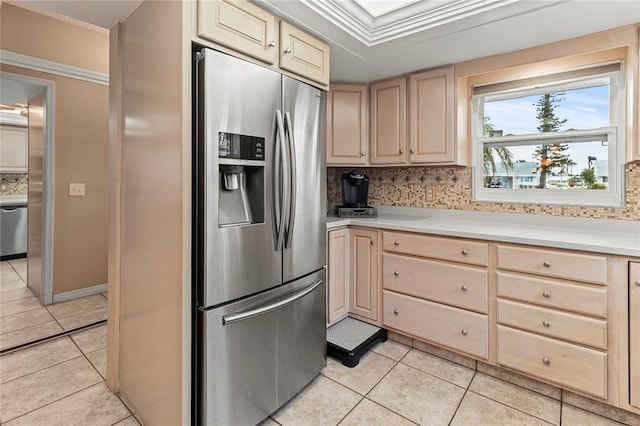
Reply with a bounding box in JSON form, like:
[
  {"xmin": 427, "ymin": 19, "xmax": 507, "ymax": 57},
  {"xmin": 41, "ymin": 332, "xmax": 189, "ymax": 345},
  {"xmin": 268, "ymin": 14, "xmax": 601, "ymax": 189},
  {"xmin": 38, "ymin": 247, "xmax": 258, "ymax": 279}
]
[
  {"xmin": 497, "ymin": 272, "xmax": 607, "ymax": 318},
  {"xmin": 497, "ymin": 326, "xmax": 607, "ymax": 398},
  {"xmin": 383, "ymin": 253, "xmax": 488, "ymax": 313},
  {"xmin": 383, "ymin": 231, "xmax": 488, "ymax": 266},
  {"xmin": 497, "ymin": 299, "xmax": 607, "ymax": 349},
  {"xmin": 383, "ymin": 290, "xmax": 488, "ymax": 359},
  {"xmin": 497, "ymin": 245, "xmax": 607, "ymax": 285}
]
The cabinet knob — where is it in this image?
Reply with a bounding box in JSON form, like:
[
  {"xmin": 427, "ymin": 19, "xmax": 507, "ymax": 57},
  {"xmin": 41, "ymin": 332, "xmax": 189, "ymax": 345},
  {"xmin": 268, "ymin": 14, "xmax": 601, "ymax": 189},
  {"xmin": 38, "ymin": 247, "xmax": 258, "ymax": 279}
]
[
  {"xmin": 284, "ymin": 47, "xmax": 292, "ymax": 54},
  {"xmin": 394, "ymin": 241, "xmax": 400, "ymax": 246},
  {"xmin": 399, "ymin": 149, "xmax": 403, "ymax": 155},
  {"xmin": 409, "ymin": 148, "xmax": 415, "ymax": 154},
  {"xmin": 370, "ymin": 240, "xmax": 374, "ymax": 246},
  {"xmin": 542, "ymin": 358, "xmax": 551, "ymax": 365},
  {"xmin": 461, "ymin": 329, "xmax": 468, "ymax": 336},
  {"xmin": 461, "ymin": 250, "xmax": 468, "ymax": 256},
  {"xmin": 393, "ymin": 271, "xmax": 399, "ymax": 277},
  {"xmin": 361, "ymin": 151, "xmax": 366, "ymax": 157},
  {"xmin": 461, "ymin": 285, "xmax": 468, "ymax": 292},
  {"xmin": 635, "ymin": 280, "xmax": 640, "ymax": 286},
  {"xmin": 393, "ymin": 309, "xmax": 399, "ymax": 315},
  {"xmin": 269, "ymin": 40, "xmax": 276, "ymax": 48},
  {"xmin": 542, "ymin": 320, "xmax": 550, "ymax": 327},
  {"xmin": 543, "ymin": 261, "xmax": 551, "ymax": 268},
  {"xmin": 542, "ymin": 291, "xmax": 550, "ymax": 298}
]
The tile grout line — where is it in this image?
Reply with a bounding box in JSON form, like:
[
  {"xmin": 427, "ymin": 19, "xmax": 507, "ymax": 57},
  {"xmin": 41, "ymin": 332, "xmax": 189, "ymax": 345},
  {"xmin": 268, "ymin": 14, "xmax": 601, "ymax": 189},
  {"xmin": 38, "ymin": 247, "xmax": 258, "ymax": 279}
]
[
  {"xmin": 464, "ymin": 388, "xmax": 557, "ymax": 425},
  {"xmin": 1, "ymin": 348, "xmax": 83, "ymax": 386},
  {"xmin": 447, "ymin": 369, "xmax": 476, "ymax": 426},
  {"xmin": 1, "ymin": 375, "xmax": 104, "ymax": 423}
]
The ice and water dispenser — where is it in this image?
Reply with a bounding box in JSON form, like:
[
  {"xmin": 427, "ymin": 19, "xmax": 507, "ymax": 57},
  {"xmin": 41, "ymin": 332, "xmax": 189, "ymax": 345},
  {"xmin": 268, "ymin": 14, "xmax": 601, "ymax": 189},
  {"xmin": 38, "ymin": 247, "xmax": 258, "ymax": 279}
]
[{"xmin": 218, "ymin": 132, "xmax": 265, "ymax": 227}]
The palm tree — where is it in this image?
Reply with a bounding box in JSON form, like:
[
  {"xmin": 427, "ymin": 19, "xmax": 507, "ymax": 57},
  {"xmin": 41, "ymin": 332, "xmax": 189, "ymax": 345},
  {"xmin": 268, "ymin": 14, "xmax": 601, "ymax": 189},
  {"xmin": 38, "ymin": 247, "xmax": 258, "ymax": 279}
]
[{"xmin": 483, "ymin": 117, "xmax": 514, "ymax": 179}]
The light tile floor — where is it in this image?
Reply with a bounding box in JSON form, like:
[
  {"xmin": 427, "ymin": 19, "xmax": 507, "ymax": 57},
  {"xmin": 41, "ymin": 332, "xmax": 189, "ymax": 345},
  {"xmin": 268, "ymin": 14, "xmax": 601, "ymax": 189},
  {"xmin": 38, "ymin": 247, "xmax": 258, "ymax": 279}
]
[
  {"xmin": 267, "ymin": 339, "xmax": 637, "ymax": 426},
  {"xmin": 1, "ymin": 333, "xmax": 638, "ymax": 425},
  {"xmin": 0, "ymin": 324, "xmax": 139, "ymax": 425},
  {"xmin": 0, "ymin": 259, "xmax": 108, "ymax": 350}
]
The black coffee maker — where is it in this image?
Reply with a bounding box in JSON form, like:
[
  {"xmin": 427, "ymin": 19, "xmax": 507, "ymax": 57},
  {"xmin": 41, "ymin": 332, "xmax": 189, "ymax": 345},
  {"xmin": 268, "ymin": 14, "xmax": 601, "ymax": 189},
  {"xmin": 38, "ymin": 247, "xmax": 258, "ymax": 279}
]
[
  {"xmin": 341, "ymin": 171, "xmax": 369, "ymax": 207},
  {"xmin": 335, "ymin": 171, "xmax": 377, "ymax": 217}
]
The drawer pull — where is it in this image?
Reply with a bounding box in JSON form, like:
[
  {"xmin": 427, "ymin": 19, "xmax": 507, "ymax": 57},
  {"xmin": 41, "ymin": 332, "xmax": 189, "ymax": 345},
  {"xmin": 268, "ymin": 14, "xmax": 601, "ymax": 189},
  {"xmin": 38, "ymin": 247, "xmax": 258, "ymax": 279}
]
[
  {"xmin": 542, "ymin": 291, "xmax": 550, "ymax": 298},
  {"xmin": 269, "ymin": 40, "xmax": 276, "ymax": 48},
  {"xmin": 543, "ymin": 261, "xmax": 551, "ymax": 268},
  {"xmin": 461, "ymin": 250, "xmax": 468, "ymax": 256},
  {"xmin": 542, "ymin": 320, "xmax": 550, "ymax": 328},
  {"xmin": 461, "ymin": 285, "xmax": 468, "ymax": 292},
  {"xmin": 393, "ymin": 308, "xmax": 399, "ymax": 316},
  {"xmin": 542, "ymin": 358, "xmax": 551, "ymax": 365},
  {"xmin": 394, "ymin": 241, "xmax": 400, "ymax": 246},
  {"xmin": 393, "ymin": 271, "xmax": 399, "ymax": 277},
  {"xmin": 284, "ymin": 47, "xmax": 292, "ymax": 54},
  {"xmin": 461, "ymin": 329, "xmax": 468, "ymax": 336}
]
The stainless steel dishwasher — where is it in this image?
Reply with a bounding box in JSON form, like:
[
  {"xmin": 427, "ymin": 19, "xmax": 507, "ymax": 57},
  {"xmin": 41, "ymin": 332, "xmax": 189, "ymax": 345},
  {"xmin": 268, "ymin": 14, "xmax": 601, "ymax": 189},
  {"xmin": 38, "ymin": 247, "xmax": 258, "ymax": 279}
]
[{"xmin": 1, "ymin": 204, "xmax": 27, "ymax": 257}]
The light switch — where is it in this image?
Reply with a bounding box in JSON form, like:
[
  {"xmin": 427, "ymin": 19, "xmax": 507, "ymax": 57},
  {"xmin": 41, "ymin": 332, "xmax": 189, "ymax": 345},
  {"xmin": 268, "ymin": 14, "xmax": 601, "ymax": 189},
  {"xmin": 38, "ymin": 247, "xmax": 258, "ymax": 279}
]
[{"xmin": 69, "ymin": 183, "xmax": 85, "ymax": 196}]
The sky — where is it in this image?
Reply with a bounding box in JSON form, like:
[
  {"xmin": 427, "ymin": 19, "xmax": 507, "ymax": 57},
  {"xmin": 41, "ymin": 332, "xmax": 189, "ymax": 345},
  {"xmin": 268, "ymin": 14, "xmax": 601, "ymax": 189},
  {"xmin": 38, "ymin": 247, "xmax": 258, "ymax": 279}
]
[{"xmin": 483, "ymin": 84, "xmax": 610, "ymax": 172}]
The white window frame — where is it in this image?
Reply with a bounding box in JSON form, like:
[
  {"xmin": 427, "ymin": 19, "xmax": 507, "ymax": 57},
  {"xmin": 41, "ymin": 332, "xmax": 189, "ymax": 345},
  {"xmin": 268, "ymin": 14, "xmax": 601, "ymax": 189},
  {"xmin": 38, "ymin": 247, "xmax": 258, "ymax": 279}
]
[{"xmin": 472, "ymin": 65, "xmax": 626, "ymax": 207}]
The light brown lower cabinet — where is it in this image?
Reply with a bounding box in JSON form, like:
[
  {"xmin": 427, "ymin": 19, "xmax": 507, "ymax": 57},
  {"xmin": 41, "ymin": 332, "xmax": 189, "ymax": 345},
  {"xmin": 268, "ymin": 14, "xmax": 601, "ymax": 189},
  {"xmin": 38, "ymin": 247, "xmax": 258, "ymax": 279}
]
[
  {"xmin": 327, "ymin": 228, "xmax": 349, "ymax": 325},
  {"xmin": 631, "ymin": 261, "xmax": 640, "ymax": 408},
  {"xmin": 384, "ymin": 290, "xmax": 488, "ymax": 359},
  {"xmin": 349, "ymin": 228, "xmax": 378, "ymax": 322},
  {"xmin": 497, "ymin": 326, "xmax": 607, "ymax": 398}
]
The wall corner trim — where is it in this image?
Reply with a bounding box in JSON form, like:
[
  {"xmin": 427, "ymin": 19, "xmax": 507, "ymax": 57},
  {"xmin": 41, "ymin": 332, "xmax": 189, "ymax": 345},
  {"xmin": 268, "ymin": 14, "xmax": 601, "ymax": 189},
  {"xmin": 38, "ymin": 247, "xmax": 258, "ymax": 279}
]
[
  {"xmin": 0, "ymin": 50, "xmax": 109, "ymax": 85},
  {"xmin": 52, "ymin": 282, "xmax": 108, "ymax": 304}
]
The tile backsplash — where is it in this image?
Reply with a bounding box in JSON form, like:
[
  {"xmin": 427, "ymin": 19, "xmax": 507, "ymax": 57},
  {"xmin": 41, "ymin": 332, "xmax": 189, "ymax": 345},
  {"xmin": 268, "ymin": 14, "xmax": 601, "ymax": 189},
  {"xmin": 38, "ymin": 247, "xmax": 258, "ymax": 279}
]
[
  {"xmin": 0, "ymin": 173, "xmax": 28, "ymax": 195},
  {"xmin": 328, "ymin": 163, "xmax": 640, "ymax": 221}
]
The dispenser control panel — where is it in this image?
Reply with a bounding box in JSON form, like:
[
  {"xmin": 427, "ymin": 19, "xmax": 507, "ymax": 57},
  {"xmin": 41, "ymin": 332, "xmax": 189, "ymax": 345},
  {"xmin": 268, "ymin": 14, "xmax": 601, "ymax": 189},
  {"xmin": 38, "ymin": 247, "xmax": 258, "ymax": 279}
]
[{"xmin": 218, "ymin": 132, "xmax": 265, "ymax": 161}]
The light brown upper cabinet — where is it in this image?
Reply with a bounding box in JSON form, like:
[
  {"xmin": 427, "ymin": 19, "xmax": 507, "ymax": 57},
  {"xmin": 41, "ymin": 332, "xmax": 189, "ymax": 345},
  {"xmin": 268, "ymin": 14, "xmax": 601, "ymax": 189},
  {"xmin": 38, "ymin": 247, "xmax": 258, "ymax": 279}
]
[
  {"xmin": 279, "ymin": 21, "xmax": 330, "ymax": 86},
  {"xmin": 327, "ymin": 84, "xmax": 369, "ymax": 165},
  {"xmin": 370, "ymin": 77, "xmax": 407, "ymax": 164},
  {"xmin": 0, "ymin": 125, "xmax": 28, "ymax": 172},
  {"xmin": 197, "ymin": 0, "xmax": 329, "ymax": 86},
  {"xmin": 198, "ymin": 0, "xmax": 278, "ymax": 64},
  {"xmin": 409, "ymin": 67, "xmax": 456, "ymax": 164}
]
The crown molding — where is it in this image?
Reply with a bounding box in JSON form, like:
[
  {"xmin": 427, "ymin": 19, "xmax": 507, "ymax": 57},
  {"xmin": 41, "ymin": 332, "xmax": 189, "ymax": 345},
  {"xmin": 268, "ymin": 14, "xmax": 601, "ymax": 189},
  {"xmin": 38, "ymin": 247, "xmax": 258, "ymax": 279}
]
[
  {"xmin": 300, "ymin": 0, "xmax": 519, "ymax": 46},
  {"xmin": 0, "ymin": 50, "xmax": 108, "ymax": 85}
]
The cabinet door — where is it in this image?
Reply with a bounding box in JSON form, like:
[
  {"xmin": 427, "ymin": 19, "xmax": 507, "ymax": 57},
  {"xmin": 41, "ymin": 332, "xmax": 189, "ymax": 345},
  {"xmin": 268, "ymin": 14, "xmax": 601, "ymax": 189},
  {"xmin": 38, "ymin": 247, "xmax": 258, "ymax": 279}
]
[
  {"xmin": 409, "ymin": 67, "xmax": 455, "ymax": 164},
  {"xmin": 370, "ymin": 78, "xmax": 406, "ymax": 164},
  {"xmin": 631, "ymin": 261, "xmax": 640, "ymax": 408},
  {"xmin": 349, "ymin": 228, "xmax": 378, "ymax": 321},
  {"xmin": 327, "ymin": 84, "xmax": 369, "ymax": 165},
  {"xmin": 327, "ymin": 229, "xmax": 349, "ymax": 325},
  {"xmin": 279, "ymin": 21, "xmax": 330, "ymax": 86},
  {"xmin": 198, "ymin": 0, "xmax": 277, "ymax": 64},
  {"xmin": 0, "ymin": 125, "xmax": 28, "ymax": 172}
]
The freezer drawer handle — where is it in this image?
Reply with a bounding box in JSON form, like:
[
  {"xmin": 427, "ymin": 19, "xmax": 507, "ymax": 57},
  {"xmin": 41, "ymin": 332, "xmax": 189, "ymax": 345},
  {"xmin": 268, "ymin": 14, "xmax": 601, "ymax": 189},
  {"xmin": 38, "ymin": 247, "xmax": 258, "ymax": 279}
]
[
  {"xmin": 223, "ymin": 279, "xmax": 323, "ymax": 325},
  {"xmin": 2, "ymin": 208, "xmax": 18, "ymax": 212}
]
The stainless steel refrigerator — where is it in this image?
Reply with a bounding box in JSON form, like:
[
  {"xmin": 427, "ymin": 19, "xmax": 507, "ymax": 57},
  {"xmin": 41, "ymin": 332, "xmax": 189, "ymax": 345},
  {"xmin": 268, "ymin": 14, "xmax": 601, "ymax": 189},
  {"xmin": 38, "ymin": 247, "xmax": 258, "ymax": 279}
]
[{"xmin": 193, "ymin": 47, "xmax": 327, "ymax": 426}]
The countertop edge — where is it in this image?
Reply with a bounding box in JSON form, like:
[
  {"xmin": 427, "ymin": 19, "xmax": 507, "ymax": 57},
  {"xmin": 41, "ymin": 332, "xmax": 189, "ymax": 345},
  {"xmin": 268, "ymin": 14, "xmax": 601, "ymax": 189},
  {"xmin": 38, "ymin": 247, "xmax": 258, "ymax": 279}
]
[{"xmin": 327, "ymin": 209, "xmax": 640, "ymax": 258}]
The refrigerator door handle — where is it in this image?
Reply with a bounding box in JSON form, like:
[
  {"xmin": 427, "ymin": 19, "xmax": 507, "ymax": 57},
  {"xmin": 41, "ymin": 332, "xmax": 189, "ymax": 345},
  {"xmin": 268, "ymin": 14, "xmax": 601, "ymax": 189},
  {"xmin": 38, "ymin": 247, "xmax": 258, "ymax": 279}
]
[
  {"xmin": 222, "ymin": 279, "xmax": 323, "ymax": 325},
  {"xmin": 274, "ymin": 110, "xmax": 288, "ymax": 252},
  {"xmin": 284, "ymin": 111, "xmax": 297, "ymax": 249}
]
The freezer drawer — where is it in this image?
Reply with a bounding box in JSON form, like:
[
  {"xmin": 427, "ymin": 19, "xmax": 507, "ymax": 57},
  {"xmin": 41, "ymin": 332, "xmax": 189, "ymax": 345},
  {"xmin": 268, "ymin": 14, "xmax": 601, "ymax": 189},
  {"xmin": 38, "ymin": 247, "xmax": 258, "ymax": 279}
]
[
  {"xmin": 1, "ymin": 204, "xmax": 27, "ymax": 257},
  {"xmin": 197, "ymin": 269, "xmax": 326, "ymax": 426}
]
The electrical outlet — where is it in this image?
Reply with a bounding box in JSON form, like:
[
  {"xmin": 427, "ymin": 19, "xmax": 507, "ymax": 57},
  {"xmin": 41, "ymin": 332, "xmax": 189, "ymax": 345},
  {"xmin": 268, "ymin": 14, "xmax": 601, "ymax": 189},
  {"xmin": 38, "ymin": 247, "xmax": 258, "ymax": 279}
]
[
  {"xmin": 426, "ymin": 187, "xmax": 435, "ymax": 200},
  {"xmin": 69, "ymin": 183, "xmax": 85, "ymax": 196}
]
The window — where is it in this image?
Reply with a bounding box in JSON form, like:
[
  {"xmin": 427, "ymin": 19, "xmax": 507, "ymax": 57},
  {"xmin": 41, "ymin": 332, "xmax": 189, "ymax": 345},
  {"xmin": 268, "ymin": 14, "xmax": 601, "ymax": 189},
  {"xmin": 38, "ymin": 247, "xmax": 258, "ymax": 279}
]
[{"xmin": 472, "ymin": 63, "xmax": 625, "ymax": 207}]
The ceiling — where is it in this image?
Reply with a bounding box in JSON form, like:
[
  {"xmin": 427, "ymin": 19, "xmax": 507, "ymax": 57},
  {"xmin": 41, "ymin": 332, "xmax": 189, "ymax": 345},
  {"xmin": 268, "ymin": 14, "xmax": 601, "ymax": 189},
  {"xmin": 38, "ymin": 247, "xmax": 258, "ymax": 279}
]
[{"xmin": 15, "ymin": 0, "xmax": 640, "ymax": 82}]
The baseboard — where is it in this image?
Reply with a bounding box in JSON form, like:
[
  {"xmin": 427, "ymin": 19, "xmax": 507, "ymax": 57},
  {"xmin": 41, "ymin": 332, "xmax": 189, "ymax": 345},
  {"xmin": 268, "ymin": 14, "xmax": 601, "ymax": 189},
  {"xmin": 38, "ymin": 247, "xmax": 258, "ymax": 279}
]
[{"xmin": 52, "ymin": 283, "xmax": 108, "ymax": 303}]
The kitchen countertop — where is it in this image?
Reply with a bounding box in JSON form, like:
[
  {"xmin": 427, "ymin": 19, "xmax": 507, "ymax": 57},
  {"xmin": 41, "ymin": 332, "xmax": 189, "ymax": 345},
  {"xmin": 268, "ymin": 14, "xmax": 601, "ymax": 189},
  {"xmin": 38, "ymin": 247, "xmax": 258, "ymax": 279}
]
[
  {"xmin": 327, "ymin": 206, "xmax": 640, "ymax": 257},
  {"xmin": 0, "ymin": 194, "xmax": 27, "ymax": 207}
]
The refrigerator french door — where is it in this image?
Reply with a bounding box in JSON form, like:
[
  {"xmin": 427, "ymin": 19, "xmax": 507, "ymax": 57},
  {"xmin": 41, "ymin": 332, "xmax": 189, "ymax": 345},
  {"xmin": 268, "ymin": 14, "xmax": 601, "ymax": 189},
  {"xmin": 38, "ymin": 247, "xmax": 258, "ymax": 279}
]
[{"xmin": 194, "ymin": 48, "xmax": 327, "ymax": 426}]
